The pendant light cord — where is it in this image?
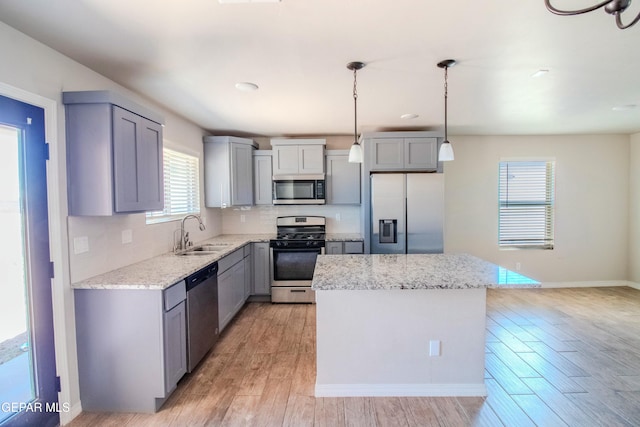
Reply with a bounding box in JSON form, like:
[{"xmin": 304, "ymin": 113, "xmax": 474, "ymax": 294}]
[
  {"xmin": 444, "ymin": 65, "xmax": 448, "ymax": 142},
  {"xmin": 353, "ymin": 67, "xmax": 359, "ymax": 144}
]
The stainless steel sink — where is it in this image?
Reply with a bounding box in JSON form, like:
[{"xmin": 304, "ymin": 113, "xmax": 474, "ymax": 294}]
[{"xmin": 176, "ymin": 243, "xmax": 231, "ymax": 256}]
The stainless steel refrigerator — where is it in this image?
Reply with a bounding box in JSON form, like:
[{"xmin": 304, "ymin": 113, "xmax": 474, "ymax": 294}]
[{"xmin": 370, "ymin": 173, "xmax": 444, "ymax": 254}]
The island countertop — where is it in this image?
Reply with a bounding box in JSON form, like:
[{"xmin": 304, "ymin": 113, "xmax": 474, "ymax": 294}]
[{"xmin": 311, "ymin": 253, "xmax": 540, "ymax": 290}]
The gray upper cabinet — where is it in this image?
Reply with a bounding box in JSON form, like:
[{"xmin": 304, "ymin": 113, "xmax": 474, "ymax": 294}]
[
  {"xmin": 204, "ymin": 136, "xmax": 258, "ymax": 208},
  {"xmin": 366, "ymin": 136, "xmax": 438, "ymax": 171},
  {"xmin": 63, "ymin": 91, "xmax": 164, "ymax": 215},
  {"xmin": 270, "ymin": 138, "xmax": 326, "ymax": 175},
  {"xmin": 253, "ymin": 150, "xmax": 273, "ymax": 205},
  {"xmin": 326, "ymin": 150, "xmax": 361, "ymax": 204}
]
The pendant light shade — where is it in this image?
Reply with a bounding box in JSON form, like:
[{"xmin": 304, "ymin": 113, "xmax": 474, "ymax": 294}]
[
  {"xmin": 348, "ymin": 142, "xmax": 363, "ymax": 163},
  {"xmin": 347, "ymin": 61, "xmax": 365, "ymax": 164},
  {"xmin": 437, "ymin": 59, "xmax": 456, "ymax": 162}
]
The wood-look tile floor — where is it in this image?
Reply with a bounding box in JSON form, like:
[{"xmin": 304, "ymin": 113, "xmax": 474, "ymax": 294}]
[{"xmin": 67, "ymin": 287, "xmax": 640, "ymax": 426}]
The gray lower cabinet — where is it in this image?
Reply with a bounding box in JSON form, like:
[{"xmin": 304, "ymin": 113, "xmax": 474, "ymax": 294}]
[
  {"xmin": 217, "ymin": 248, "xmax": 247, "ymax": 332},
  {"xmin": 325, "ymin": 240, "xmax": 364, "ymax": 254},
  {"xmin": 243, "ymin": 244, "xmax": 252, "ymax": 300},
  {"xmin": 253, "ymin": 150, "xmax": 273, "ymax": 205},
  {"xmin": 63, "ymin": 91, "xmax": 164, "ymax": 215},
  {"xmin": 74, "ymin": 280, "xmax": 186, "ymax": 413},
  {"xmin": 252, "ymin": 242, "xmax": 271, "ymax": 295},
  {"xmin": 326, "ymin": 150, "xmax": 361, "ymax": 204}
]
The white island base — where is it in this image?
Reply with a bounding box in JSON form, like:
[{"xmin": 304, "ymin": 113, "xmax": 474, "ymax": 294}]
[{"xmin": 315, "ymin": 288, "xmax": 487, "ymax": 397}]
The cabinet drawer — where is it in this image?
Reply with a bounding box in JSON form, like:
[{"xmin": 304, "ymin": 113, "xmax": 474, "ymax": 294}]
[
  {"xmin": 164, "ymin": 280, "xmax": 186, "ymax": 311},
  {"xmin": 344, "ymin": 241, "xmax": 364, "ymax": 254},
  {"xmin": 218, "ymin": 248, "xmax": 244, "ymax": 273}
]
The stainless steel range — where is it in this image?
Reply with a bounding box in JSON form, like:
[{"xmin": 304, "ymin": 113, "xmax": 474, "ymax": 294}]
[{"xmin": 270, "ymin": 216, "xmax": 325, "ymax": 303}]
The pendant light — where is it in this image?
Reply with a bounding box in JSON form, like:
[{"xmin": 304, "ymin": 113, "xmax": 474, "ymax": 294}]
[
  {"xmin": 437, "ymin": 59, "xmax": 456, "ymax": 162},
  {"xmin": 347, "ymin": 61, "xmax": 365, "ymax": 163},
  {"xmin": 545, "ymin": 0, "xmax": 640, "ymax": 29}
]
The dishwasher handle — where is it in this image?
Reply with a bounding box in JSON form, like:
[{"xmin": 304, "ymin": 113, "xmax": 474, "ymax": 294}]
[{"xmin": 186, "ymin": 262, "xmax": 218, "ymax": 291}]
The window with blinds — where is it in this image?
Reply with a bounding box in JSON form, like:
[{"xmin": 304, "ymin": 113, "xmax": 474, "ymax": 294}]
[
  {"xmin": 498, "ymin": 160, "xmax": 555, "ymax": 249},
  {"xmin": 146, "ymin": 148, "xmax": 200, "ymax": 223}
]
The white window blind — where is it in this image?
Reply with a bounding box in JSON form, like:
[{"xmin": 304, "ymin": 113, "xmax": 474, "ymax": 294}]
[
  {"xmin": 146, "ymin": 148, "xmax": 200, "ymax": 223},
  {"xmin": 498, "ymin": 160, "xmax": 555, "ymax": 249}
]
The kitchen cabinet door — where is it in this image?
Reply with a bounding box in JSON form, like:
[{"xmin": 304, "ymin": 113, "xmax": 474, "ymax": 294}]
[
  {"xmin": 231, "ymin": 261, "xmax": 246, "ymax": 316},
  {"xmin": 243, "ymin": 245, "xmax": 252, "ymax": 301},
  {"xmin": 326, "ymin": 152, "xmax": 361, "ymax": 204},
  {"xmin": 299, "ymin": 145, "xmax": 325, "ymax": 174},
  {"xmin": 252, "ymin": 242, "xmax": 271, "ymax": 295},
  {"xmin": 344, "ymin": 241, "xmax": 364, "ymax": 254},
  {"xmin": 231, "ymin": 142, "xmax": 254, "ymax": 206},
  {"xmin": 253, "ymin": 151, "xmax": 273, "ymax": 205},
  {"xmin": 113, "ymin": 106, "xmax": 164, "ymax": 213},
  {"xmin": 404, "ymin": 137, "xmax": 438, "ymax": 170},
  {"xmin": 325, "ymin": 242, "xmax": 343, "ymax": 254},
  {"xmin": 163, "ymin": 300, "xmax": 187, "ymax": 394},
  {"xmin": 218, "ymin": 267, "xmax": 235, "ymax": 332},
  {"xmin": 272, "ymin": 145, "xmax": 300, "ymax": 175},
  {"xmin": 369, "ymin": 138, "xmax": 404, "ymax": 170}
]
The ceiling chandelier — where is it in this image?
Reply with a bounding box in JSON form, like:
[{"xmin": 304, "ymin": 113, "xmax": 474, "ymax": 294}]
[
  {"xmin": 437, "ymin": 59, "xmax": 456, "ymax": 162},
  {"xmin": 347, "ymin": 61, "xmax": 365, "ymax": 163},
  {"xmin": 545, "ymin": 0, "xmax": 640, "ymax": 29}
]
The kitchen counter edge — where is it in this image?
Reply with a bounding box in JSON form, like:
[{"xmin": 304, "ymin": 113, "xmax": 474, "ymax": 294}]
[{"xmin": 71, "ymin": 234, "xmax": 275, "ymax": 291}]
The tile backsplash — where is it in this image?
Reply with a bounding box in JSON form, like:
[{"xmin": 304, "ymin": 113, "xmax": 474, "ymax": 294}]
[{"xmin": 221, "ymin": 205, "xmax": 361, "ymax": 234}]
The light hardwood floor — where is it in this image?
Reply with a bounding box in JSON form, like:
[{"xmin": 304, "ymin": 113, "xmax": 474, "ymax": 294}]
[{"xmin": 67, "ymin": 287, "xmax": 640, "ymax": 426}]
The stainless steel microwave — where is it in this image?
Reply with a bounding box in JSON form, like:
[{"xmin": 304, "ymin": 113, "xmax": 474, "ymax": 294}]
[{"xmin": 272, "ymin": 174, "xmax": 325, "ymax": 205}]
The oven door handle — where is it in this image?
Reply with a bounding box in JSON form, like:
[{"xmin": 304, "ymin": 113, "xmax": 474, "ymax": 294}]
[{"xmin": 271, "ymin": 247, "xmax": 323, "ymax": 253}]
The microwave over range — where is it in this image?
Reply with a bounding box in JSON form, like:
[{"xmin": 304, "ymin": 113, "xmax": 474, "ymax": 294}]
[{"xmin": 272, "ymin": 174, "xmax": 325, "ymax": 205}]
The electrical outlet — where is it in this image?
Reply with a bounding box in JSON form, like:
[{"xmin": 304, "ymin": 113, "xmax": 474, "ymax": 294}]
[
  {"xmin": 73, "ymin": 236, "xmax": 89, "ymax": 254},
  {"xmin": 335, "ymin": 213, "xmax": 341, "ymax": 221},
  {"xmin": 429, "ymin": 340, "xmax": 441, "ymax": 357},
  {"xmin": 122, "ymin": 229, "xmax": 133, "ymax": 244},
  {"xmin": 515, "ymin": 262, "xmax": 521, "ymax": 271},
  {"xmin": 240, "ymin": 214, "xmax": 246, "ymax": 223}
]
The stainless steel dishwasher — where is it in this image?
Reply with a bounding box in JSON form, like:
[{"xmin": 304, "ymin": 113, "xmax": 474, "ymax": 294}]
[{"xmin": 185, "ymin": 262, "xmax": 219, "ymax": 372}]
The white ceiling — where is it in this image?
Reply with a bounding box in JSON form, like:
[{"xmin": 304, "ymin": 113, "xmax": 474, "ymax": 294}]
[{"xmin": 1, "ymin": 0, "xmax": 639, "ymax": 137}]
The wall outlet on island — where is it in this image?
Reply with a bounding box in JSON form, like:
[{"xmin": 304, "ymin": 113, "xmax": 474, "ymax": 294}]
[
  {"xmin": 335, "ymin": 213, "xmax": 341, "ymax": 222},
  {"xmin": 515, "ymin": 262, "xmax": 521, "ymax": 271}
]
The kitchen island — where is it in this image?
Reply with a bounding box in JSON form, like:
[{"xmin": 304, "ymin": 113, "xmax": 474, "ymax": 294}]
[{"xmin": 311, "ymin": 253, "xmax": 539, "ymax": 398}]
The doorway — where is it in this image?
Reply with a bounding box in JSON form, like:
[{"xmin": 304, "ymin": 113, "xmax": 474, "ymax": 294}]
[{"xmin": 0, "ymin": 95, "xmax": 58, "ymax": 427}]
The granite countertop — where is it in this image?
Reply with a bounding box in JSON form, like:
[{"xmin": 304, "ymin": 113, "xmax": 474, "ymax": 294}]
[
  {"xmin": 72, "ymin": 234, "xmax": 274, "ymax": 291},
  {"xmin": 311, "ymin": 253, "xmax": 540, "ymax": 291}
]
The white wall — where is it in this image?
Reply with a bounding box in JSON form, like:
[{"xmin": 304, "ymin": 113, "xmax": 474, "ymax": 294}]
[
  {"xmin": 444, "ymin": 135, "xmax": 630, "ymax": 284},
  {"xmin": 0, "ymin": 21, "xmax": 219, "ymax": 423},
  {"xmin": 628, "ymin": 132, "xmax": 640, "ymax": 284}
]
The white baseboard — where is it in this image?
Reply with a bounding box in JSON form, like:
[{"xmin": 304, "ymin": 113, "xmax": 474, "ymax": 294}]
[
  {"xmin": 315, "ymin": 383, "xmax": 487, "ymax": 397},
  {"xmin": 541, "ymin": 280, "xmax": 635, "ymax": 289}
]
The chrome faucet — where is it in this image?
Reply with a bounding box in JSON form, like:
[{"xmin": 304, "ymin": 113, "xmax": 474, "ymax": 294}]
[{"xmin": 178, "ymin": 214, "xmax": 206, "ymax": 251}]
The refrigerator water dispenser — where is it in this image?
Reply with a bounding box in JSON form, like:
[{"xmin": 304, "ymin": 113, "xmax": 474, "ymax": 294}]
[{"xmin": 379, "ymin": 219, "xmax": 397, "ymax": 243}]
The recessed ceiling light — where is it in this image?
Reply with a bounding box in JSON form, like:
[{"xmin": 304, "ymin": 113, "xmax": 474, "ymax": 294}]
[
  {"xmin": 400, "ymin": 113, "xmax": 419, "ymax": 120},
  {"xmin": 612, "ymin": 104, "xmax": 638, "ymax": 111},
  {"xmin": 235, "ymin": 82, "xmax": 259, "ymax": 91},
  {"xmin": 531, "ymin": 69, "xmax": 550, "ymax": 78}
]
